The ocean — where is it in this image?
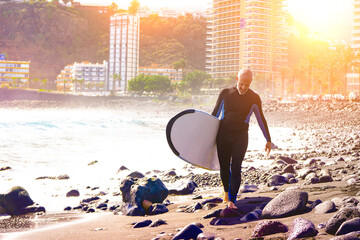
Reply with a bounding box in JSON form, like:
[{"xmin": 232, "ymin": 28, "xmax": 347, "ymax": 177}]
[{"xmin": 0, "ymin": 107, "xmax": 301, "ymax": 212}]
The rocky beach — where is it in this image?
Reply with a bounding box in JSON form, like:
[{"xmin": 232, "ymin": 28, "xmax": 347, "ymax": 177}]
[{"xmin": 0, "ymin": 90, "xmax": 360, "ymax": 240}]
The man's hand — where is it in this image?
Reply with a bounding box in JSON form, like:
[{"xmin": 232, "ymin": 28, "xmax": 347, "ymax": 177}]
[{"xmin": 265, "ymin": 142, "xmax": 272, "ymax": 155}]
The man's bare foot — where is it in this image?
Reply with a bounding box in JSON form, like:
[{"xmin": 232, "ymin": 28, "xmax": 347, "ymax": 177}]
[
  {"xmin": 223, "ymin": 192, "xmax": 229, "ymax": 203},
  {"xmin": 227, "ymin": 201, "xmax": 238, "ymax": 209}
]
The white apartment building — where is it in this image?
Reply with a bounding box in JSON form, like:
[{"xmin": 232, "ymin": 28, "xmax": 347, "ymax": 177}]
[
  {"xmin": 56, "ymin": 61, "xmax": 108, "ymax": 93},
  {"xmin": 206, "ymin": 0, "xmax": 288, "ymax": 92},
  {"xmin": 0, "ymin": 60, "xmax": 30, "ymax": 87},
  {"xmin": 139, "ymin": 64, "xmax": 183, "ymax": 82},
  {"xmin": 108, "ymin": 13, "xmax": 140, "ymax": 92}
]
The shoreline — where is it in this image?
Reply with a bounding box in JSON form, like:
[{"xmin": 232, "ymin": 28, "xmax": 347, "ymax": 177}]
[{"xmin": 0, "ymin": 95, "xmax": 359, "ymax": 239}]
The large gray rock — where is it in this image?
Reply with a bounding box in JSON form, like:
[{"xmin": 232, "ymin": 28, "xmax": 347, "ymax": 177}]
[
  {"xmin": 268, "ymin": 175, "xmax": 287, "ymax": 186},
  {"xmin": 335, "ymin": 217, "xmax": 360, "ymax": 236},
  {"xmin": 315, "ymin": 201, "xmax": 336, "ymax": 214},
  {"xmin": 287, "ymin": 217, "xmax": 318, "ymax": 240},
  {"xmin": 325, "ymin": 207, "xmax": 360, "ymax": 235},
  {"xmin": 0, "ymin": 186, "xmax": 37, "ymax": 215},
  {"xmin": 261, "ymin": 190, "xmax": 308, "ymax": 219}
]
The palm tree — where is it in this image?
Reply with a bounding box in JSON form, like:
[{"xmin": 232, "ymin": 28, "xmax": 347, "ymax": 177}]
[{"xmin": 111, "ymin": 73, "xmax": 121, "ymax": 95}]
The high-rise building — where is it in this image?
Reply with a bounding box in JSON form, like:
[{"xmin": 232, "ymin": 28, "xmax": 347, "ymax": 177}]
[
  {"xmin": 0, "ymin": 59, "xmax": 30, "ymax": 87},
  {"xmin": 352, "ymin": 0, "xmax": 360, "ymax": 52},
  {"xmin": 108, "ymin": 13, "xmax": 140, "ymax": 92},
  {"xmin": 206, "ymin": 0, "xmax": 288, "ymax": 93}
]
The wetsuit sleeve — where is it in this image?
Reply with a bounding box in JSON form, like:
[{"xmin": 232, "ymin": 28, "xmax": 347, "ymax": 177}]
[
  {"xmin": 211, "ymin": 89, "xmax": 226, "ymax": 118},
  {"xmin": 253, "ymin": 96, "xmax": 271, "ymax": 142}
]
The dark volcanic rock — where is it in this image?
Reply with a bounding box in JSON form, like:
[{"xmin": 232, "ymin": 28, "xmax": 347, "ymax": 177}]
[
  {"xmin": 268, "ymin": 175, "xmax": 287, "ymax": 186},
  {"xmin": 261, "ymin": 190, "xmax": 308, "ymax": 219},
  {"xmin": 120, "ymin": 177, "xmax": 168, "ymax": 209},
  {"xmin": 219, "ymin": 208, "xmax": 241, "ymax": 218},
  {"xmin": 127, "ymin": 171, "xmax": 145, "ymax": 179},
  {"xmin": 251, "ymin": 220, "xmax": 288, "ymax": 237},
  {"xmin": 133, "ymin": 219, "xmax": 152, "ymax": 228},
  {"xmin": 147, "ymin": 204, "xmax": 168, "ymax": 215},
  {"xmin": 0, "ymin": 186, "xmax": 35, "ymax": 215},
  {"xmin": 66, "ymin": 189, "xmax": 80, "ymax": 197},
  {"xmin": 149, "ymin": 219, "xmax": 167, "ymax": 227},
  {"xmin": 287, "ymin": 217, "xmax": 318, "ymax": 240},
  {"xmin": 172, "ymin": 223, "xmax": 203, "ymax": 240},
  {"xmin": 325, "ymin": 207, "xmax": 360, "ymax": 235},
  {"xmin": 335, "ymin": 217, "xmax": 360, "ymax": 236}
]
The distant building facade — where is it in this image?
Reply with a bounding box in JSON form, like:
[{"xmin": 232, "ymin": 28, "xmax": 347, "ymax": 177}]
[
  {"xmin": 206, "ymin": 0, "xmax": 288, "ymax": 94},
  {"xmin": 108, "ymin": 13, "xmax": 140, "ymax": 92},
  {"xmin": 139, "ymin": 64, "xmax": 182, "ymax": 82},
  {"xmin": 349, "ymin": 0, "xmax": 360, "ymax": 92},
  {"xmin": 0, "ymin": 59, "xmax": 30, "ymax": 87},
  {"xmin": 56, "ymin": 61, "xmax": 108, "ymax": 93}
]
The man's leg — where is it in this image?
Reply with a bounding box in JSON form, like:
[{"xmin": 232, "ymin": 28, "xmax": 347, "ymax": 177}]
[
  {"xmin": 216, "ymin": 134, "xmax": 232, "ymax": 201},
  {"xmin": 229, "ymin": 130, "xmax": 248, "ymax": 203}
]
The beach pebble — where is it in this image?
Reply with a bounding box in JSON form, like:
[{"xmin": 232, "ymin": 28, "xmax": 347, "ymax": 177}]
[
  {"xmin": 64, "ymin": 206, "xmax": 72, "ymax": 211},
  {"xmin": 201, "ymin": 197, "xmax": 222, "ymax": 206},
  {"xmin": 149, "ymin": 219, "xmax": 167, "ymax": 227},
  {"xmin": 251, "ymin": 220, "xmax": 288, "ymax": 237},
  {"xmin": 66, "ymin": 190, "xmax": 80, "ymax": 197},
  {"xmin": 127, "ymin": 171, "xmax": 145, "ymax": 179},
  {"xmin": 325, "ymin": 207, "xmax": 360, "ymax": 235},
  {"xmin": 261, "ymin": 190, "xmax": 308, "ymax": 219},
  {"xmin": 288, "ymin": 178, "xmax": 298, "ymax": 184},
  {"xmin": 169, "ymin": 180, "xmax": 197, "ymax": 195},
  {"xmin": 117, "ymin": 165, "xmax": 129, "ymax": 173},
  {"xmin": 133, "ymin": 219, "xmax": 152, "ymax": 228},
  {"xmin": 240, "ymin": 184, "xmax": 259, "ymax": 193},
  {"xmin": 287, "ymin": 217, "xmax": 318, "ymax": 240},
  {"xmin": 172, "ymin": 223, "xmax": 203, "ymax": 240},
  {"xmin": 0, "ymin": 166, "xmax": 11, "ymax": 171},
  {"xmin": 315, "ymin": 201, "xmax": 336, "ymax": 214},
  {"xmin": 335, "ymin": 217, "xmax": 360, "ymax": 235},
  {"xmin": 197, "ymin": 233, "xmax": 216, "ymax": 240},
  {"xmin": 202, "ymin": 203, "xmax": 217, "ymax": 210},
  {"xmin": 297, "ymin": 168, "xmax": 315, "ymax": 179},
  {"xmin": 268, "ymin": 175, "xmax": 287, "ymax": 186},
  {"xmin": 282, "ymin": 165, "xmax": 296, "ymax": 174},
  {"xmin": 147, "ymin": 204, "xmax": 169, "ymax": 215},
  {"xmin": 185, "ymin": 203, "xmax": 202, "ymax": 213}
]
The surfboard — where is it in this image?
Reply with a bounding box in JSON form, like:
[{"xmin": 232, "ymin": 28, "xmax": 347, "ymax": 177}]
[{"xmin": 166, "ymin": 109, "xmax": 220, "ymax": 171}]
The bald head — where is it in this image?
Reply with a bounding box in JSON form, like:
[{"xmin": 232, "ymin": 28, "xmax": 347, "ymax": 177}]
[
  {"xmin": 236, "ymin": 68, "xmax": 252, "ymax": 95},
  {"xmin": 237, "ymin": 68, "xmax": 252, "ymax": 82}
]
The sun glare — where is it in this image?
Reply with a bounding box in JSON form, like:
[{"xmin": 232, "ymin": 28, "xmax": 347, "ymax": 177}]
[{"xmin": 285, "ymin": 0, "xmax": 352, "ymax": 40}]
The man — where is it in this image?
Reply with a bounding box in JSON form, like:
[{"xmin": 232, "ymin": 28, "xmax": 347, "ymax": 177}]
[{"xmin": 212, "ymin": 68, "xmax": 272, "ymax": 209}]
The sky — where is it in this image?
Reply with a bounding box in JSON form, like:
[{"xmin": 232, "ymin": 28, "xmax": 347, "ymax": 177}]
[{"xmin": 77, "ymin": 0, "xmax": 353, "ymax": 40}]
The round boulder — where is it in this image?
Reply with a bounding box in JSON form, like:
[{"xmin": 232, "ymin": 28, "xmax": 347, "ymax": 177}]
[{"xmin": 261, "ymin": 190, "xmax": 308, "ymax": 219}]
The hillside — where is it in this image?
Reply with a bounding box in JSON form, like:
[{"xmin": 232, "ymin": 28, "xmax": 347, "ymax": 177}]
[{"xmin": 0, "ymin": 2, "xmax": 206, "ymax": 88}]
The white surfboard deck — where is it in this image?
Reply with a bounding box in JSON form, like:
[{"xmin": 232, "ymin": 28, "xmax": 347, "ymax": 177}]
[{"xmin": 166, "ymin": 109, "xmax": 220, "ymax": 171}]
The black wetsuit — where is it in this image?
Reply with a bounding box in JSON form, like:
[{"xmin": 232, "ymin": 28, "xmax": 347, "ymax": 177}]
[{"xmin": 212, "ymin": 86, "xmax": 271, "ymax": 203}]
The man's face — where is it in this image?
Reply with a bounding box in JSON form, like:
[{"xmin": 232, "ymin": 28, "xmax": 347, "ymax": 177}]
[{"xmin": 236, "ymin": 77, "xmax": 252, "ymax": 95}]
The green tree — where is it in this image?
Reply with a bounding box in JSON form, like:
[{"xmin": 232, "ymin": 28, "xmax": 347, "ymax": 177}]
[
  {"xmin": 181, "ymin": 70, "xmax": 211, "ymax": 94},
  {"xmin": 145, "ymin": 75, "xmax": 172, "ymax": 95},
  {"xmin": 128, "ymin": 74, "xmax": 147, "ymax": 95},
  {"xmin": 336, "ymin": 43, "xmax": 356, "ymax": 94},
  {"xmin": 128, "ymin": 0, "xmax": 140, "ymax": 15}
]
